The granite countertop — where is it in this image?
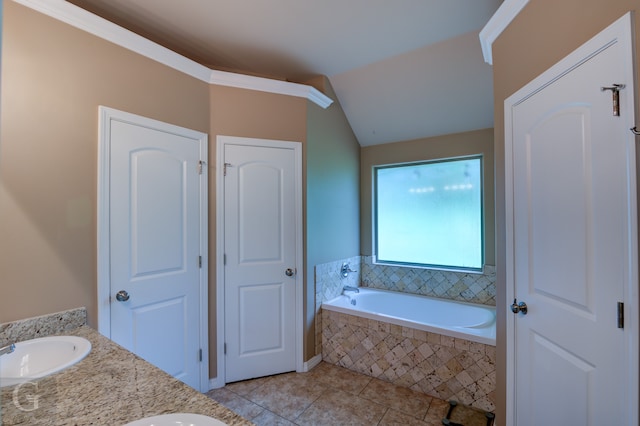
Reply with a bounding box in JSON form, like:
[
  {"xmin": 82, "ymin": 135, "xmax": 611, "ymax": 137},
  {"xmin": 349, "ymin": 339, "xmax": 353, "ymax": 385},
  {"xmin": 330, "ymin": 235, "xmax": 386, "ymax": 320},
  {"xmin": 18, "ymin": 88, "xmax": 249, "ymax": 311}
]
[{"xmin": 0, "ymin": 326, "xmax": 252, "ymax": 426}]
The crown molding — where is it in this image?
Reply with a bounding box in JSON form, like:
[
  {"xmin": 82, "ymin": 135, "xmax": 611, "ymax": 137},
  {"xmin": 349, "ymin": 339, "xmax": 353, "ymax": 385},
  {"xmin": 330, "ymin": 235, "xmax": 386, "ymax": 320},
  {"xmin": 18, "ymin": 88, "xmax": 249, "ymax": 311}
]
[
  {"xmin": 479, "ymin": 0, "xmax": 530, "ymax": 65},
  {"xmin": 11, "ymin": 0, "xmax": 333, "ymax": 108},
  {"xmin": 209, "ymin": 70, "xmax": 333, "ymax": 108}
]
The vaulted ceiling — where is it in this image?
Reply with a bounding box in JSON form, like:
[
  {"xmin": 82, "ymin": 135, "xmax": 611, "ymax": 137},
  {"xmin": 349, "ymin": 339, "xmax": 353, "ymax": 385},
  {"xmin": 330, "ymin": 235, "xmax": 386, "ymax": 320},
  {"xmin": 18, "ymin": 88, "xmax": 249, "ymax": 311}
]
[{"xmin": 67, "ymin": 0, "xmax": 502, "ymax": 146}]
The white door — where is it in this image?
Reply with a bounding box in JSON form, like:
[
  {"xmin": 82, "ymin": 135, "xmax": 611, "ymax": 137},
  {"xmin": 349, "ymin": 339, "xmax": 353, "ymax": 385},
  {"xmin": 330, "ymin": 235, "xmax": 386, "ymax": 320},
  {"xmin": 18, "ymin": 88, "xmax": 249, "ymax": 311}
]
[
  {"xmin": 221, "ymin": 137, "xmax": 300, "ymax": 383},
  {"xmin": 506, "ymin": 14, "xmax": 637, "ymax": 426},
  {"xmin": 98, "ymin": 107, "xmax": 208, "ymax": 391}
]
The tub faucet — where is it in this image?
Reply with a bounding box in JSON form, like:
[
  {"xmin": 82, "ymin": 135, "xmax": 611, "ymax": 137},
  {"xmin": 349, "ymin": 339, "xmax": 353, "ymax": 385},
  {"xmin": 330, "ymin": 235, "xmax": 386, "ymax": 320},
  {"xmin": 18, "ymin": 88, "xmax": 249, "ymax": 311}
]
[
  {"xmin": 0, "ymin": 343, "xmax": 15, "ymax": 357},
  {"xmin": 343, "ymin": 285, "xmax": 360, "ymax": 293}
]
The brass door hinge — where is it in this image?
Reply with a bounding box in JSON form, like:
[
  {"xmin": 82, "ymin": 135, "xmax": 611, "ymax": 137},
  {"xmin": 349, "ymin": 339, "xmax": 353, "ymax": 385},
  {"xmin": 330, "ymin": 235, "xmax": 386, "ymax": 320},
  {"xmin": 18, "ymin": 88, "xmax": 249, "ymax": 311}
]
[{"xmin": 601, "ymin": 84, "xmax": 625, "ymax": 116}]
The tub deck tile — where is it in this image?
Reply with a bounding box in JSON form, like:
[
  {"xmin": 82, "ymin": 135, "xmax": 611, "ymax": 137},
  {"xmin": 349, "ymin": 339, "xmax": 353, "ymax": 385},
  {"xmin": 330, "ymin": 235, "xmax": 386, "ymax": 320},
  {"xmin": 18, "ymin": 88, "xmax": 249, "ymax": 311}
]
[{"xmin": 322, "ymin": 308, "xmax": 496, "ymax": 412}]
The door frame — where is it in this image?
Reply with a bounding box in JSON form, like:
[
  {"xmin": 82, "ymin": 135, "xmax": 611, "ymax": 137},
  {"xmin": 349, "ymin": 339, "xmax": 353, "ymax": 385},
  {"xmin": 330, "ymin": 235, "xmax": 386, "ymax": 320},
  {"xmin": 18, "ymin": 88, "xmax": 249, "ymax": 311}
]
[
  {"xmin": 96, "ymin": 106, "xmax": 210, "ymax": 392},
  {"xmin": 504, "ymin": 13, "xmax": 638, "ymax": 425},
  {"xmin": 214, "ymin": 135, "xmax": 304, "ymax": 387}
]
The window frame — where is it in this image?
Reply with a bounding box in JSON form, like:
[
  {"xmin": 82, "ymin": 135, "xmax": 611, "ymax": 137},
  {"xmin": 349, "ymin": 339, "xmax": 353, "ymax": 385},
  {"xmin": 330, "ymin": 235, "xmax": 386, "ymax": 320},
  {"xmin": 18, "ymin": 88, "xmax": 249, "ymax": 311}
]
[{"xmin": 372, "ymin": 154, "xmax": 485, "ymax": 273}]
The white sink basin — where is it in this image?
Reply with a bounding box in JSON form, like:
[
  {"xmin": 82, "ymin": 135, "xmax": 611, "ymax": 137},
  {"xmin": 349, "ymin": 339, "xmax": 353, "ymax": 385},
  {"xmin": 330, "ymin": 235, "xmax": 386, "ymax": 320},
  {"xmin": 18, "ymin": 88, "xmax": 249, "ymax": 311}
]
[
  {"xmin": 123, "ymin": 413, "xmax": 227, "ymax": 426},
  {"xmin": 0, "ymin": 335, "xmax": 91, "ymax": 387}
]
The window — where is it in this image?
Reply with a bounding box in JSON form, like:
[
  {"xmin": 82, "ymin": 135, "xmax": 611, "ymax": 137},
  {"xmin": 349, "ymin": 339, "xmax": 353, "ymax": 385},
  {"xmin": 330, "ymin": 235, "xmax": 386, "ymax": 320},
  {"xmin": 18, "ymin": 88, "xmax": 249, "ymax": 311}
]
[{"xmin": 374, "ymin": 156, "xmax": 483, "ymax": 271}]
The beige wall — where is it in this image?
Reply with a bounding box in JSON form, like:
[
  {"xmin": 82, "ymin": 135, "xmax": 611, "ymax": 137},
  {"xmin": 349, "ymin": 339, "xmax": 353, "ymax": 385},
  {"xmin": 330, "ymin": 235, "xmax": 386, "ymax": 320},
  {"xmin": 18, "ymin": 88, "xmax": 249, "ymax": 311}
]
[
  {"xmin": 492, "ymin": 0, "xmax": 640, "ymax": 421},
  {"xmin": 0, "ymin": 2, "xmax": 312, "ymax": 381},
  {"xmin": 0, "ymin": 1, "xmax": 209, "ymax": 325},
  {"xmin": 360, "ymin": 128, "xmax": 495, "ymax": 266},
  {"xmin": 207, "ymin": 84, "xmax": 307, "ymax": 375}
]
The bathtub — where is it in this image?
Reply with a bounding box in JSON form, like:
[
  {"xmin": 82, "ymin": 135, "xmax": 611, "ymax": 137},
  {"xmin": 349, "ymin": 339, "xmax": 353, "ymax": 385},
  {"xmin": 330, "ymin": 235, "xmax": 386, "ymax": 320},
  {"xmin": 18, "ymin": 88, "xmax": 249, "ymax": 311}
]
[{"xmin": 322, "ymin": 287, "xmax": 496, "ymax": 345}]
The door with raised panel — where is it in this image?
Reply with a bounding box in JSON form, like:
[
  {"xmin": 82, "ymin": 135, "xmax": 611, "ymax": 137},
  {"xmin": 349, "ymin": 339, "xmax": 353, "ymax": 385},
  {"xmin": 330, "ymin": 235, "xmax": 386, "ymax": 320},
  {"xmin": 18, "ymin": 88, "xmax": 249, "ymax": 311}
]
[
  {"xmin": 507, "ymin": 14, "xmax": 637, "ymax": 425},
  {"xmin": 103, "ymin": 107, "xmax": 207, "ymax": 391},
  {"xmin": 223, "ymin": 137, "xmax": 299, "ymax": 383}
]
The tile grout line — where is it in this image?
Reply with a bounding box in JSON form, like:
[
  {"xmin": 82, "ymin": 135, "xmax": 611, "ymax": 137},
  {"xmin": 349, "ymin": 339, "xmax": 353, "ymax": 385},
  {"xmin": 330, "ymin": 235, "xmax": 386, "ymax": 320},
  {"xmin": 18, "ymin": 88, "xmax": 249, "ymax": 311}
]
[
  {"xmin": 374, "ymin": 407, "xmax": 391, "ymax": 426},
  {"xmin": 289, "ymin": 385, "xmax": 330, "ymax": 425},
  {"xmin": 226, "ymin": 374, "xmax": 337, "ymax": 425},
  {"xmin": 216, "ymin": 384, "xmax": 274, "ymax": 423},
  {"xmin": 213, "ymin": 365, "xmax": 460, "ymax": 425}
]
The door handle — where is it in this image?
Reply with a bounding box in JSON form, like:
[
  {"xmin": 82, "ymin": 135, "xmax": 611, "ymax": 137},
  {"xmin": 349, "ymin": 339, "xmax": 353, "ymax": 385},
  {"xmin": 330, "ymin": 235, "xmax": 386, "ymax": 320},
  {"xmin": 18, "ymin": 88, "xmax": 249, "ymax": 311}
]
[
  {"xmin": 285, "ymin": 268, "xmax": 295, "ymax": 277},
  {"xmin": 511, "ymin": 298, "xmax": 528, "ymax": 315},
  {"xmin": 115, "ymin": 290, "xmax": 130, "ymax": 302}
]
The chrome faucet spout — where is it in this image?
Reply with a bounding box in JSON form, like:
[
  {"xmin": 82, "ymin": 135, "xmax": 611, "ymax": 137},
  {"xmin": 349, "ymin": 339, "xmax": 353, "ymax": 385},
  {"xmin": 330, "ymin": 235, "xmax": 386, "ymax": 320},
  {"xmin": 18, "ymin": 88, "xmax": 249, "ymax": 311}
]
[
  {"xmin": 343, "ymin": 285, "xmax": 360, "ymax": 293},
  {"xmin": 0, "ymin": 343, "xmax": 16, "ymax": 356}
]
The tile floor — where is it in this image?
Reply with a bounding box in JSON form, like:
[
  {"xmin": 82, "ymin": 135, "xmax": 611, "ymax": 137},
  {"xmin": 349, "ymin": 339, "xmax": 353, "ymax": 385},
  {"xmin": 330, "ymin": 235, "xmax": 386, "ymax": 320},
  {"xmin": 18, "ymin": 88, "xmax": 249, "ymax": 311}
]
[{"xmin": 205, "ymin": 362, "xmax": 493, "ymax": 426}]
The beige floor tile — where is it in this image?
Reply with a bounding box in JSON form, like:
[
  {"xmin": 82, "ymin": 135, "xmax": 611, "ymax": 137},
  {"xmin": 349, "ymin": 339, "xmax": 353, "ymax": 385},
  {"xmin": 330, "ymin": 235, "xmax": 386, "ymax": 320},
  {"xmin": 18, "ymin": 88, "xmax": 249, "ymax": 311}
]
[
  {"xmin": 245, "ymin": 373, "xmax": 327, "ymax": 421},
  {"xmin": 294, "ymin": 389, "xmax": 387, "ymax": 426},
  {"xmin": 251, "ymin": 409, "xmax": 298, "ymax": 426},
  {"xmin": 378, "ymin": 408, "xmax": 432, "ymax": 426},
  {"xmin": 448, "ymin": 402, "xmax": 493, "ymax": 426},
  {"xmin": 423, "ymin": 397, "xmax": 450, "ymax": 424},
  {"xmin": 205, "ymin": 388, "xmax": 264, "ymax": 420},
  {"xmin": 209, "ymin": 364, "xmax": 493, "ymax": 426},
  {"xmin": 359, "ymin": 378, "xmax": 433, "ymax": 420},
  {"xmin": 304, "ymin": 362, "xmax": 372, "ymax": 395},
  {"xmin": 225, "ymin": 375, "xmax": 273, "ymax": 396}
]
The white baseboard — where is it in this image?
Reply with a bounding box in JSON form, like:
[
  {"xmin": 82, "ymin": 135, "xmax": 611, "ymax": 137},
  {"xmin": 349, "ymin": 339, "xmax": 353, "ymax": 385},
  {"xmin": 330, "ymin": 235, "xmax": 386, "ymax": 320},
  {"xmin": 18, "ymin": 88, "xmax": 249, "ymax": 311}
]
[
  {"xmin": 302, "ymin": 354, "xmax": 322, "ymax": 372},
  {"xmin": 207, "ymin": 354, "xmax": 322, "ymax": 391}
]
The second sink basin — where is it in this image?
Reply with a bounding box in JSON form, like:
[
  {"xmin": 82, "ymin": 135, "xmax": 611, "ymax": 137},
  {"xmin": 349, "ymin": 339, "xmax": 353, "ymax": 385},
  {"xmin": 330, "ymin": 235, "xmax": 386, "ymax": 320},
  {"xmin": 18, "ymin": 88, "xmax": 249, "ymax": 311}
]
[
  {"xmin": 123, "ymin": 413, "xmax": 227, "ymax": 426},
  {"xmin": 0, "ymin": 335, "xmax": 91, "ymax": 387}
]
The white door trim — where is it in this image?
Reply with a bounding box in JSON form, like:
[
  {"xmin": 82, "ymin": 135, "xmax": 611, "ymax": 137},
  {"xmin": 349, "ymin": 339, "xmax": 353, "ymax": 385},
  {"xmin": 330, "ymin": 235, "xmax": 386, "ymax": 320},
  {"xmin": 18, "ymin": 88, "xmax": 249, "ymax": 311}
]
[
  {"xmin": 215, "ymin": 135, "xmax": 304, "ymax": 387},
  {"xmin": 96, "ymin": 106, "xmax": 210, "ymax": 392},
  {"xmin": 504, "ymin": 12, "xmax": 638, "ymax": 425}
]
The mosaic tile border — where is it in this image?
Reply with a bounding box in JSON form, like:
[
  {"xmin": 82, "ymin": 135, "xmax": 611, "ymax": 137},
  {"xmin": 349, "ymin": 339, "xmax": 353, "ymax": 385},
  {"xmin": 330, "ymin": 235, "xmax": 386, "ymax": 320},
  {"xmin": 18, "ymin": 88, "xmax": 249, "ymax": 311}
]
[{"xmin": 321, "ymin": 309, "xmax": 496, "ymax": 412}]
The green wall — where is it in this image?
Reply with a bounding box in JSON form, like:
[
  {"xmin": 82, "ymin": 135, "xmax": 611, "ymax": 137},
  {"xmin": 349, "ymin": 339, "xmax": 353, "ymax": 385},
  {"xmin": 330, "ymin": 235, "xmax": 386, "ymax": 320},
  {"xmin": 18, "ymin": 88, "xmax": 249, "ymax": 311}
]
[{"xmin": 305, "ymin": 76, "xmax": 360, "ymax": 359}]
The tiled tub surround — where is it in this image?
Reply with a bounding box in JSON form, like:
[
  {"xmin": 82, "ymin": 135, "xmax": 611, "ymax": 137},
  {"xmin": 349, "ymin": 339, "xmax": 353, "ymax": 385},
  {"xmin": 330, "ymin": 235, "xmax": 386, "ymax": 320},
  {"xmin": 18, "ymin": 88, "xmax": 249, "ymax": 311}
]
[
  {"xmin": 314, "ymin": 255, "xmax": 361, "ymax": 356},
  {"xmin": 314, "ymin": 256, "xmax": 496, "ymax": 357},
  {"xmin": 321, "ymin": 308, "xmax": 496, "ymax": 412},
  {"xmin": 0, "ymin": 310, "xmax": 250, "ymax": 426},
  {"xmin": 361, "ymin": 256, "xmax": 496, "ymax": 306},
  {"xmin": 314, "ymin": 256, "xmax": 497, "ymax": 412},
  {"xmin": 315, "ymin": 255, "xmax": 362, "ymax": 303}
]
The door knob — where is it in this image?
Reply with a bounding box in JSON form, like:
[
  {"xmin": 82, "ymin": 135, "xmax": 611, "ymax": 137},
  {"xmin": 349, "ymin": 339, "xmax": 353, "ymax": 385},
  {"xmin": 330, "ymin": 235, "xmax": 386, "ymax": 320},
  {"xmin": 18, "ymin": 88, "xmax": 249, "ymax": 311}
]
[
  {"xmin": 115, "ymin": 290, "xmax": 130, "ymax": 302},
  {"xmin": 511, "ymin": 298, "xmax": 528, "ymax": 315},
  {"xmin": 285, "ymin": 268, "xmax": 295, "ymax": 277}
]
